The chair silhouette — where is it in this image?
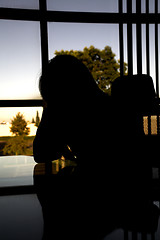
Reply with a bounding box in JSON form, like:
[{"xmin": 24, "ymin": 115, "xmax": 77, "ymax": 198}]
[{"xmin": 111, "ymin": 74, "xmax": 160, "ymax": 238}]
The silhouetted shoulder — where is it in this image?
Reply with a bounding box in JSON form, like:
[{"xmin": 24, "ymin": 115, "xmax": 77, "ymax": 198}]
[{"xmin": 33, "ymin": 108, "xmax": 65, "ymax": 163}]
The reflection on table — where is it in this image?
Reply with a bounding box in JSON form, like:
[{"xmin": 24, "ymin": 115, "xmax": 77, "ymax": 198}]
[{"xmin": 0, "ymin": 155, "xmax": 36, "ymax": 187}]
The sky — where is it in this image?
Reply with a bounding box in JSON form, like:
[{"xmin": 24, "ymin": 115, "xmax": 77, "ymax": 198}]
[{"xmin": 0, "ymin": 0, "xmax": 159, "ymax": 121}]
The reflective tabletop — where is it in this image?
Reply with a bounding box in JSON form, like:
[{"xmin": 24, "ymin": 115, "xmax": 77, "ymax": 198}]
[{"xmin": 0, "ymin": 155, "xmax": 36, "ymax": 187}]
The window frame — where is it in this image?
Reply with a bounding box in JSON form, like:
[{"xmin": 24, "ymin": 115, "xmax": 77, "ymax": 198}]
[
  {"xmin": 0, "ymin": 0, "xmax": 160, "ymax": 194},
  {"xmin": 0, "ymin": 0, "xmax": 160, "ymax": 101}
]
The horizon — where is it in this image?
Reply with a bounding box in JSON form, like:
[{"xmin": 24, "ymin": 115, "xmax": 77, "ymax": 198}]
[{"xmin": 0, "ymin": 107, "xmax": 43, "ymax": 123}]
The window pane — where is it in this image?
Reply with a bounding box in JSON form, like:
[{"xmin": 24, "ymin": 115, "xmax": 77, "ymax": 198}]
[
  {"xmin": 0, "ymin": 107, "xmax": 42, "ymax": 187},
  {"xmin": 0, "ymin": 107, "xmax": 42, "ymax": 156},
  {"xmin": 47, "ymin": 0, "xmax": 118, "ymax": 12},
  {"xmin": 149, "ymin": 24, "xmax": 156, "ymax": 92},
  {"xmin": 0, "ymin": 0, "xmax": 39, "ymax": 9},
  {"xmin": 48, "ymin": 23, "xmax": 119, "ymax": 59},
  {"xmin": 132, "ymin": 24, "xmax": 137, "ymax": 74},
  {"xmin": 123, "ymin": 0, "xmax": 127, "ymax": 13},
  {"xmin": 0, "ymin": 20, "xmax": 41, "ymax": 100},
  {"xmin": 123, "ymin": 24, "xmax": 128, "ymax": 73},
  {"xmin": 149, "ymin": 0, "xmax": 155, "ymax": 13},
  {"xmin": 0, "ymin": 107, "xmax": 42, "ymax": 129}
]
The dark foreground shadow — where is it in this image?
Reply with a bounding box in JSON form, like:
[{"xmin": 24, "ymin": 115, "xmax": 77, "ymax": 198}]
[
  {"xmin": 33, "ymin": 161, "xmax": 160, "ymax": 240},
  {"xmin": 33, "ymin": 162, "xmax": 118, "ymax": 240}
]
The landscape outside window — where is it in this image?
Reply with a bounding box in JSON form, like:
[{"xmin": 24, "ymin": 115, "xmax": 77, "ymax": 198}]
[
  {"xmin": 0, "ymin": 107, "xmax": 42, "ymax": 157},
  {"xmin": 0, "ymin": 19, "xmax": 42, "ymax": 187},
  {"xmin": 0, "ymin": 107, "xmax": 42, "ymax": 187},
  {"xmin": 0, "ymin": 0, "xmax": 160, "ymax": 188},
  {"xmin": 0, "ymin": 20, "xmax": 42, "ymax": 161}
]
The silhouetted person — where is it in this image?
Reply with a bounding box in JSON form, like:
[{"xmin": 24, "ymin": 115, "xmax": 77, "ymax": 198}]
[{"xmin": 33, "ymin": 55, "xmax": 115, "ymax": 240}]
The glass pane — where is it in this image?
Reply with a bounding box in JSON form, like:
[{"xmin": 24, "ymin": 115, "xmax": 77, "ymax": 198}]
[
  {"xmin": 141, "ymin": 0, "xmax": 146, "ymax": 13},
  {"xmin": 132, "ymin": 24, "xmax": 137, "ymax": 74},
  {"xmin": 132, "ymin": 0, "xmax": 136, "ymax": 13},
  {"xmin": 149, "ymin": 24, "xmax": 156, "ymax": 90},
  {"xmin": 0, "ymin": 0, "xmax": 39, "ymax": 9},
  {"xmin": 0, "ymin": 106, "xmax": 42, "ymax": 187},
  {"xmin": 149, "ymin": 0, "xmax": 155, "ymax": 13},
  {"xmin": 47, "ymin": 0, "xmax": 118, "ymax": 12},
  {"xmin": 0, "ymin": 107, "xmax": 42, "ymax": 155},
  {"xmin": 142, "ymin": 24, "xmax": 147, "ymax": 74},
  {"xmin": 123, "ymin": 0, "xmax": 127, "ymax": 13},
  {"xmin": 0, "ymin": 20, "xmax": 41, "ymax": 100},
  {"xmin": 123, "ymin": 24, "xmax": 128, "ymax": 74},
  {"xmin": 48, "ymin": 22, "xmax": 120, "ymax": 94}
]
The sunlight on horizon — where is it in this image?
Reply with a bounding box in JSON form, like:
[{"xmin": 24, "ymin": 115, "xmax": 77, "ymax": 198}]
[{"xmin": 0, "ymin": 107, "xmax": 43, "ymax": 122}]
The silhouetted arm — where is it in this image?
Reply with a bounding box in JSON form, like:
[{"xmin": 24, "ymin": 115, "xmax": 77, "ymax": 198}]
[{"xmin": 33, "ymin": 108, "xmax": 65, "ymax": 163}]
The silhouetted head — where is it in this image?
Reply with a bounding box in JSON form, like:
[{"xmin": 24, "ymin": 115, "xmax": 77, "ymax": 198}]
[
  {"xmin": 111, "ymin": 74, "xmax": 156, "ymax": 115},
  {"xmin": 39, "ymin": 55, "xmax": 100, "ymax": 110}
]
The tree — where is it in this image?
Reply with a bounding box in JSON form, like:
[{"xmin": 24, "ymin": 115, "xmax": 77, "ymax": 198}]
[
  {"xmin": 3, "ymin": 136, "xmax": 28, "ymax": 156},
  {"xmin": 3, "ymin": 113, "xmax": 30, "ymax": 155},
  {"xmin": 55, "ymin": 46, "xmax": 128, "ymax": 95},
  {"xmin": 31, "ymin": 117, "xmax": 35, "ymax": 123},
  {"xmin": 35, "ymin": 111, "xmax": 40, "ymax": 127},
  {"xmin": 10, "ymin": 112, "xmax": 30, "ymax": 136}
]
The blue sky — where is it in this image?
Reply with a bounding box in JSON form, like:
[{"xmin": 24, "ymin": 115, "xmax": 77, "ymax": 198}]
[
  {"xmin": 0, "ymin": 0, "xmax": 159, "ymax": 121},
  {"xmin": 48, "ymin": 22, "xmax": 120, "ymax": 59},
  {"xmin": 47, "ymin": 0, "xmax": 118, "ymax": 12}
]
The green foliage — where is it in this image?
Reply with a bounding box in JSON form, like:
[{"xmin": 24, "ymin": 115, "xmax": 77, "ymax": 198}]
[
  {"xmin": 55, "ymin": 46, "xmax": 128, "ymax": 95},
  {"xmin": 10, "ymin": 112, "xmax": 30, "ymax": 136},
  {"xmin": 3, "ymin": 136, "xmax": 29, "ymax": 155}
]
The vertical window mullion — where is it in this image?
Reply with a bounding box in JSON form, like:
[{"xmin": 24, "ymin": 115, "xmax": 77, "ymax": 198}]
[{"xmin": 39, "ymin": 0, "xmax": 49, "ymax": 76}]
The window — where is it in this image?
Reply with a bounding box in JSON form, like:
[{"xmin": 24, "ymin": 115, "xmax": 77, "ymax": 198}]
[
  {"xmin": 0, "ymin": 107, "xmax": 42, "ymax": 188},
  {"xmin": 0, "ymin": 19, "xmax": 42, "ymax": 189},
  {"xmin": 0, "ymin": 0, "xmax": 160, "ymax": 191}
]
